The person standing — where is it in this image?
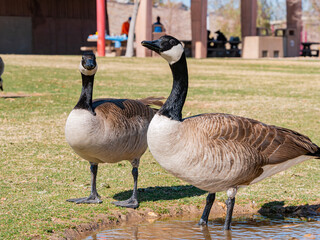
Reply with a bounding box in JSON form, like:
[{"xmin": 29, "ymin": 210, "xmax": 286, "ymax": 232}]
[
  {"xmin": 152, "ymin": 16, "xmax": 165, "ymax": 33},
  {"xmin": 121, "ymin": 17, "xmax": 131, "ymax": 36}
]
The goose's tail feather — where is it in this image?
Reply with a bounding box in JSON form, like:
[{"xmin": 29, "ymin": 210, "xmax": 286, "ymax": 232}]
[
  {"xmin": 138, "ymin": 96, "xmax": 165, "ymax": 108},
  {"xmin": 307, "ymin": 147, "xmax": 320, "ymax": 159},
  {"xmin": 314, "ymin": 148, "xmax": 320, "ymax": 159},
  {"xmin": 138, "ymin": 96, "xmax": 165, "ymax": 113}
]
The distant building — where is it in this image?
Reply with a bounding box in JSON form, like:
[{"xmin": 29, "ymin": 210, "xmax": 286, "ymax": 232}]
[
  {"xmin": 0, "ymin": 0, "xmax": 192, "ymax": 55},
  {"xmin": 0, "ymin": 0, "xmax": 96, "ymax": 55}
]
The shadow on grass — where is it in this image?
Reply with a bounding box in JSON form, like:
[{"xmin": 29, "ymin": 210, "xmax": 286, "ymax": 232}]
[
  {"xmin": 0, "ymin": 93, "xmax": 45, "ymax": 98},
  {"xmin": 0, "ymin": 95, "xmax": 27, "ymax": 98},
  {"xmin": 258, "ymin": 201, "xmax": 320, "ymax": 218},
  {"xmin": 113, "ymin": 185, "xmax": 206, "ymax": 202}
]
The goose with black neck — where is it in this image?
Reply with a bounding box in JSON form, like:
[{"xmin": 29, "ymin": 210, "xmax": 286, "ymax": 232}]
[
  {"xmin": 141, "ymin": 35, "xmax": 320, "ymax": 230},
  {"xmin": 65, "ymin": 52, "xmax": 163, "ymax": 208}
]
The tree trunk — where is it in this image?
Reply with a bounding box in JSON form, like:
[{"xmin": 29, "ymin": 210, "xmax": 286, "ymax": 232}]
[{"xmin": 125, "ymin": 0, "xmax": 140, "ymax": 57}]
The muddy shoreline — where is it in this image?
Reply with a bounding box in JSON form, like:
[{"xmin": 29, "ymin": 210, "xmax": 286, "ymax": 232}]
[{"xmin": 54, "ymin": 200, "xmax": 320, "ymax": 240}]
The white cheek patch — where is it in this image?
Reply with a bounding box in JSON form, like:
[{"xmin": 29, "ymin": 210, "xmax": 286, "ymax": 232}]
[
  {"xmin": 79, "ymin": 62, "xmax": 98, "ymax": 76},
  {"xmin": 160, "ymin": 44, "xmax": 184, "ymax": 65}
]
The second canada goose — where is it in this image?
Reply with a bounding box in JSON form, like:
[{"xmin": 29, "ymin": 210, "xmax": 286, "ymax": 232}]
[
  {"xmin": 0, "ymin": 57, "xmax": 4, "ymax": 91},
  {"xmin": 142, "ymin": 35, "xmax": 320, "ymax": 229},
  {"xmin": 65, "ymin": 52, "xmax": 163, "ymax": 208}
]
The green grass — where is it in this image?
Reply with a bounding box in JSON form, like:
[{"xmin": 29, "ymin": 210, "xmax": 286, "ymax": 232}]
[{"xmin": 0, "ymin": 55, "xmax": 319, "ymax": 239}]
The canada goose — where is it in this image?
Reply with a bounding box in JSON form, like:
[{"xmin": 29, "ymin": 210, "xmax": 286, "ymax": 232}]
[
  {"xmin": 141, "ymin": 35, "xmax": 320, "ymax": 229},
  {"xmin": 65, "ymin": 52, "xmax": 163, "ymax": 208},
  {"xmin": 0, "ymin": 57, "xmax": 4, "ymax": 91}
]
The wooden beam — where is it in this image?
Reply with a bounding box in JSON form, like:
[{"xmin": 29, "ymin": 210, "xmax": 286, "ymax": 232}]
[
  {"xmin": 136, "ymin": 0, "xmax": 152, "ymax": 57},
  {"xmin": 240, "ymin": 0, "xmax": 257, "ymax": 40},
  {"xmin": 191, "ymin": 0, "xmax": 207, "ymax": 58},
  {"xmin": 286, "ymin": 0, "xmax": 302, "ymax": 57}
]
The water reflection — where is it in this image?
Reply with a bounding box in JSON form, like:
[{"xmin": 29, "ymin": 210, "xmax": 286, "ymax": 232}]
[{"xmin": 84, "ymin": 215, "xmax": 320, "ymax": 240}]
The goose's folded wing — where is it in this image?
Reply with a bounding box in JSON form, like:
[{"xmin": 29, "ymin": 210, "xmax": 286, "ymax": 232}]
[
  {"xmin": 93, "ymin": 98, "xmax": 155, "ymax": 122},
  {"xmin": 183, "ymin": 113, "xmax": 319, "ymax": 165}
]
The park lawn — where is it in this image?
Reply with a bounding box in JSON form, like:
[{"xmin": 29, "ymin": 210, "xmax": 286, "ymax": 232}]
[{"xmin": 0, "ymin": 55, "xmax": 319, "ymax": 239}]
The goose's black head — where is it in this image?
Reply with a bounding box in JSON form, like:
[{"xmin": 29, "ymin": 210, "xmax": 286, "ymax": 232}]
[
  {"xmin": 141, "ymin": 35, "xmax": 184, "ymax": 65},
  {"xmin": 0, "ymin": 77, "xmax": 3, "ymax": 91},
  {"xmin": 79, "ymin": 52, "xmax": 98, "ymax": 76}
]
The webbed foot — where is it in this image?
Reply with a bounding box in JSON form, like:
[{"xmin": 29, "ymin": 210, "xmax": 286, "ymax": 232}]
[
  {"xmin": 112, "ymin": 197, "xmax": 139, "ymax": 209},
  {"xmin": 67, "ymin": 195, "xmax": 102, "ymax": 204}
]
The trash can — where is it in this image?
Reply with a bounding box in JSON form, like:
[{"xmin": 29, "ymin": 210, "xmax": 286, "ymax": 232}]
[{"xmin": 275, "ymin": 28, "xmax": 299, "ymax": 57}]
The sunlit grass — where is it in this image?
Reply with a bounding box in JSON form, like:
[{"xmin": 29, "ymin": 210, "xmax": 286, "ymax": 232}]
[{"xmin": 0, "ymin": 55, "xmax": 319, "ymax": 239}]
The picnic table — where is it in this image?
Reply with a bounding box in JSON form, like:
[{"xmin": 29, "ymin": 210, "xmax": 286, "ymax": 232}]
[
  {"xmin": 87, "ymin": 34, "xmax": 127, "ymax": 48},
  {"xmin": 207, "ymin": 40, "xmax": 241, "ymax": 57},
  {"xmin": 81, "ymin": 34, "xmax": 128, "ymax": 55},
  {"xmin": 300, "ymin": 42, "xmax": 319, "ymax": 57}
]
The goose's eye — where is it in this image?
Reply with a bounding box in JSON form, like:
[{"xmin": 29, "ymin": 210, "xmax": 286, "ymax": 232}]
[{"xmin": 169, "ymin": 39, "xmax": 176, "ymax": 45}]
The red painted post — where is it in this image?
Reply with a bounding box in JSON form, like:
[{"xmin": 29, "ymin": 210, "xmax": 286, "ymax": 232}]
[{"xmin": 96, "ymin": 0, "xmax": 105, "ymax": 56}]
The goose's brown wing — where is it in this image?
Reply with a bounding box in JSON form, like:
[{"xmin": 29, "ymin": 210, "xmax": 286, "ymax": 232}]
[
  {"xmin": 183, "ymin": 113, "xmax": 319, "ymax": 165},
  {"xmin": 93, "ymin": 98, "xmax": 155, "ymax": 127}
]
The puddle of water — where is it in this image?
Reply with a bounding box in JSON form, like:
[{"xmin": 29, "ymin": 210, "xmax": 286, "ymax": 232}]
[{"xmin": 84, "ymin": 215, "xmax": 320, "ymax": 240}]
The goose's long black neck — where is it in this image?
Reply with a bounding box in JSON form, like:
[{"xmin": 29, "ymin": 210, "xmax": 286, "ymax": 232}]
[
  {"xmin": 74, "ymin": 73, "xmax": 95, "ymax": 115},
  {"xmin": 159, "ymin": 53, "xmax": 188, "ymax": 121}
]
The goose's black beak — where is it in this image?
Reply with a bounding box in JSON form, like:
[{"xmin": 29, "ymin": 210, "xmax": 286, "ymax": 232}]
[
  {"xmin": 141, "ymin": 40, "xmax": 161, "ymax": 54},
  {"xmin": 82, "ymin": 55, "xmax": 96, "ymax": 70}
]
